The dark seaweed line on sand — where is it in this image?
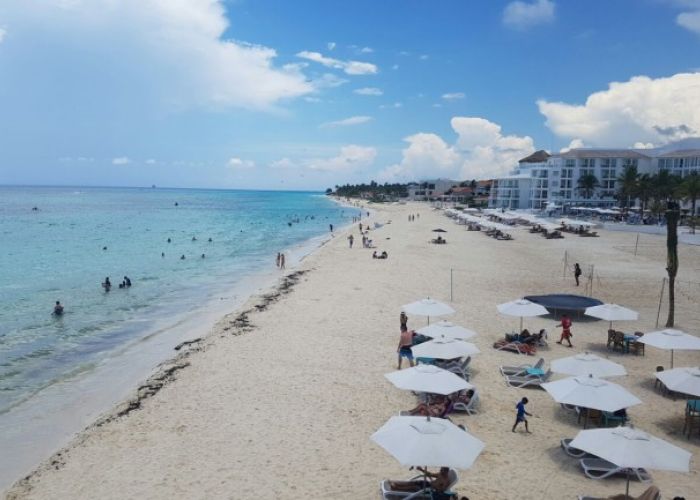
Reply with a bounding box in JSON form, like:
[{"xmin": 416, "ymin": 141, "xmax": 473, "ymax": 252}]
[{"xmin": 6, "ymin": 270, "xmax": 310, "ymax": 499}]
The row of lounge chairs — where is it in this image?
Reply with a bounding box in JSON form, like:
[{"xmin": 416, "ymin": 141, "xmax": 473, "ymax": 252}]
[
  {"xmin": 380, "ymin": 469, "xmax": 459, "ymax": 500},
  {"xmin": 484, "ymin": 228, "xmax": 513, "ymax": 240},
  {"xmin": 493, "ymin": 330, "xmax": 547, "ymax": 356}
]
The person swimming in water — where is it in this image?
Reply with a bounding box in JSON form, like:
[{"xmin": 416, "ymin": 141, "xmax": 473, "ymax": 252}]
[
  {"xmin": 180, "ymin": 254, "xmax": 186, "ymax": 260},
  {"xmin": 201, "ymin": 253, "xmax": 205, "ymax": 259},
  {"xmin": 124, "ymin": 276, "xmax": 131, "ymax": 287},
  {"xmin": 102, "ymin": 277, "xmax": 111, "ymax": 292},
  {"xmin": 192, "ymin": 236, "xmax": 197, "ymax": 241},
  {"xmin": 53, "ymin": 301, "xmax": 64, "ymax": 316},
  {"xmin": 208, "ymin": 238, "xmax": 212, "ymax": 242},
  {"xmin": 167, "ymin": 238, "xmax": 171, "ymax": 243}
]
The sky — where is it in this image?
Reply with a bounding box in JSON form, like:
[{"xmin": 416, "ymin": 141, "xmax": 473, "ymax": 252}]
[{"xmin": 0, "ymin": 0, "xmax": 699, "ymax": 190}]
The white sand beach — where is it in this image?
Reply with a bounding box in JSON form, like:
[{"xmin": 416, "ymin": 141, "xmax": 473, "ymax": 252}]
[{"xmin": 6, "ymin": 202, "xmax": 700, "ymax": 500}]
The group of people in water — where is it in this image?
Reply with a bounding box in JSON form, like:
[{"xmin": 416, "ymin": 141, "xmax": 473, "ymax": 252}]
[
  {"xmin": 102, "ymin": 276, "xmax": 132, "ymax": 292},
  {"xmin": 275, "ymin": 252, "xmax": 286, "ymax": 269}
]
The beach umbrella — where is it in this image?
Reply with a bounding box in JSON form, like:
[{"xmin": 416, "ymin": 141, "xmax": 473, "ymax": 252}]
[
  {"xmin": 656, "ymin": 366, "xmax": 700, "ymax": 398},
  {"xmin": 417, "ymin": 321, "xmax": 477, "ymax": 341},
  {"xmin": 385, "ymin": 364, "xmax": 473, "ymax": 395},
  {"xmin": 497, "ymin": 299, "xmax": 548, "ymax": 332},
  {"xmin": 402, "ymin": 298, "xmax": 455, "ymax": 325},
  {"xmin": 541, "ymin": 374, "xmax": 642, "ymax": 428},
  {"xmin": 636, "ymin": 329, "xmax": 700, "ymax": 368},
  {"xmin": 551, "ymin": 352, "xmax": 627, "ymax": 378},
  {"xmin": 585, "ymin": 303, "xmax": 639, "ymax": 330},
  {"xmin": 411, "ymin": 339, "xmax": 480, "ymax": 360},
  {"xmin": 432, "ymin": 228, "xmax": 448, "ymax": 232},
  {"xmin": 570, "ymin": 426, "xmax": 691, "ymax": 496},
  {"xmin": 371, "ymin": 416, "xmax": 485, "ymax": 469}
]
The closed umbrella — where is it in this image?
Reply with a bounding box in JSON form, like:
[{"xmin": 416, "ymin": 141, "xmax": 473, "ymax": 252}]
[
  {"xmin": 411, "ymin": 339, "xmax": 480, "ymax": 360},
  {"xmin": 551, "ymin": 352, "xmax": 627, "ymax": 378},
  {"xmin": 541, "ymin": 374, "xmax": 642, "ymax": 428},
  {"xmin": 585, "ymin": 303, "xmax": 639, "ymax": 330},
  {"xmin": 417, "ymin": 321, "xmax": 477, "ymax": 341},
  {"xmin": 371, "ymin": 416, "xmax": 485, "ymax": 469},
  {"xmin": 402, "ymin": 298, "xmax": 455, "ymax": 325},
  {"xmin": 656, "ymin": 367, "xmax": 700, "ymax": 398},
  {"xmin": 497, "ymin": 299, "xmax": 548, "ymax": 332},
  {"xmin": 570, "ymin": 426, "xmax": 691, "ymax": 496},
  {"xmin": 385, "ymin": 365, "xmax": 473, "ymax": 395},
  {"xmin": 636, "ymin": 329, "xmax": 700, "ymax": 368}
]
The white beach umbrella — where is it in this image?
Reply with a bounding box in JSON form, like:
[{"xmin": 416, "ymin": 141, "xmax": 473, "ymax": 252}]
[
  {"xmin": 656, "ymin": 366, "xmax": 700, "ymax": 398},
  {"xmin": 585, "ymin": 303, "xmax": 639, "ymax": 330},
  {"xmin": 497, "ymin": 299, "xmax": 548, "ymax": 332},
  {"xmin": 385, "ymin": 364, "xmax": 473, "ymax": 395},
  {"xmin": 402, "ymin": 298, "xmax": 455, "ymax": 325},
  {"xmin": 570, "ymin": 426, "xmax": 691, "ymax": 496},
  {"xmin": 371, "ymin": 416, "xmax": 485, "ymax": 469},
  {"xmin": 417, "ymin": 321, "xmax": 477, "ymax": 341},
  {"xmin": 541, "ymin": 374, "xmax": 642, "ymax": 427},
  {"xmin": 411, "ymin": 339, "xmax": 480, "ymax": 360},
  {"xmin": 636, "ymin": 329, "xmax": 700, "ymax": 368},
  {"xmin": 551, "ymin": 352, "xmax": 627, "ymax": 378}
]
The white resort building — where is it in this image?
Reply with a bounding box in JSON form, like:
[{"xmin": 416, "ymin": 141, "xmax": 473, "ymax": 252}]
[{"xmin": 488, "ymin": 145, "xmax": 700, "ymax": 211}]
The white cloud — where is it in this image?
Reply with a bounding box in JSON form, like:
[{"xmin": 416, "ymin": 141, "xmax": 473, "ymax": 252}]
[
  {"xmin": 379, "ymin": 116, "xmax": 534, "ymax": 182},
  {"xmin": 442, "ymin": 92, "xmax": 465, "ymax": 100},
  {"xmin": 296, "ymin": 50, "xmax": 378, "ymax": 75},
  {"xmin": 0, "ymin": 28, "xmax": 6, "ymax": 43},
  {"xmin": 304, "ymin": 96, "xmax": 322, "ymax": 103},
  {"xmin": 559, "ymin": 138, "xmax": 585, "ymax": 153},
  {"xmin": 359, "ymin": 46, "xmax": 374, "ymax": 53},
  {"xmin": 354, "ymin": 87, "xmax": 383, "ymax": 96},
  {"xmin": 320, "ymin": 116, "xmax": 373, "ymax": 128},
  {"xmin": 304, "ymin": 145, "xmax": 377, "ymax": 171},
  {"xmin": 327, "ymin": 41, "xmax": 336, "ymax": 51},
  {"xmin": 419, "ymin": 55, "xmax": 429, "ymax": 60},
  {"xmin": 379, "ymin": 102, "xmax": 403, "ymax": 109},
  {"xmin": 228, "ymin": 157, "xmax": 255, "ymax": 169},
  {"xmin": 677, "ymin": 10, "xmax": 700, "ymax": 34},
  {"xmin": 392, "ymin": 64, "xmax": 399, "ymax": 70},
  {"xmin": 633, "ymin": 142, "xmax": 655, "ymax": 149},
  {"xmin": 432, "ymin": 103, "xmax": 443, "ymax": 108},
  {"xmin": 145, "ymin": 158, "xmax": 157, "ymax": 164},
  {"xmin": 310, "ymin": 73, "xmax": 348, "ymax": 89},
  {"xmin": 503, "ymin": 0, "xmax": 555, "ymax": 30},
  {"xmin": 269, "ymin": 158, "xmax": 298, "ymax": 169},
  {"xmin": 538, "ymin": 72, "xmax": 700, "ymax": 147},
  {"xmin": 112, "ymin": 157, "xmax": 130, "ymax": 165},
  {"xmin": 1, "ymin": 0, "xmax": 312, "ymax": 111}
]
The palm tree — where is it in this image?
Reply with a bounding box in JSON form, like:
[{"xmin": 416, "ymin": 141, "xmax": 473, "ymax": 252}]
[
  {"xmin": 636, "ymin": 174, "xmax": 654, "ymax": 215},
  {"xmin": 652, "ymin": 169, "xmax": 680, "ymax": 202},
  {"xmin": 665, "ymin": 201, "xmax": 680, "ymax": 327},
  {"xmin": 616, "ymin": 165, "xmax": 639, "ymax": 209},
  {"xmin": 577, "ymin": 174, "xmax": 600, "ymax": 200},
  {"xmin": 677, "ymin": 172, "xmax": 700, "ymax": 233}
]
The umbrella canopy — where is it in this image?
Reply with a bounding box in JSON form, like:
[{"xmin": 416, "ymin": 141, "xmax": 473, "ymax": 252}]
[
  {"xmin": 417, "ymin": 321, "xmax": 477, "ymax": 341},
  {"xmin": 656, "ymin": 366, "xmax": 700, "ymax": 398},
  {"xmin": 432, "ymin": 228, "xmax": 448, "ymax": 233},
  {"xmin": 411, "ymin": 339, "xmax": 480, "ymax": 360},
  {"xmin": 585, "ymin": 304, "xmax": 639, "ymax": 329},
  {"xmin": 371, "ymin": 416, "xmax": 485, "ymax": 469},
  {"xmin": 541, "ymin": 375, "xmax": 642, "ymax": 413},
  {"xmin": 385, "ymin": 364, "xmax": 473, "ymax": 395},
  {"xmin": 551, "ymin": 352, "xmax": 627, "ymax": 378},
  {"xmin": 497, "ymin": 299, "xmax": 548, "ymax": 332},
  {"xmin": 636, "ymin": 329, "xmax": 700, "ymax": 368},
  {"xmin": 570, "ymin": 426, "xmax": 691, "ymax": 495},
  {"xmin": 402, "ymin": 299, "xmax": 455, "ymax": 324}
]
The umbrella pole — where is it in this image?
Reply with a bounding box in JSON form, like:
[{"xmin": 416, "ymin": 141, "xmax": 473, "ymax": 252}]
[
  {"xmin": 671, "ymin": 350, "xmax": 674, "ymax": 369},
  {"xmin": 625, "ymin": 470, "xmax": 630, "ymax": 497},
  {"xmin": 519, "ymin": 317, "xmax": 523, "ymax": 334}
]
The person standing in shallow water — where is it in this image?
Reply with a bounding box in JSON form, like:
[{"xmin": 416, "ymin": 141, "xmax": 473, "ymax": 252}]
[
  {"xmin": 276, "ymin": 252, "xmax": 281, "ymax": 268},
  {"xmin": 280, "ymin": 253, "xmax": 285, "ymax": 269},
  {"xmin": 53, "ymin": 301, "xmax": 64, "ymax": 316},
  {"xmin": 102, "ymin": 277, "xmax": 111, "ymax": 292},
  {"xmin": 574, "ymin": 263, "xmax": 582, "ymax": 286}
]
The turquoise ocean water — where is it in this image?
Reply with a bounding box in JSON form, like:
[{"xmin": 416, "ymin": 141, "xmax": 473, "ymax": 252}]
[{"xmin": 0, "ymin": 186, "xmax": 351, "ymax": 415}]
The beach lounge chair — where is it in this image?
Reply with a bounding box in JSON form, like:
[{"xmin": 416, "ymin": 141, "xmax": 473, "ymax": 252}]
[
  {"xmin": 504, "ymin": 369, "xmax": 552, "ymax": 389},
  {"xmin": 577, "ymin": 485, "xmax": 660, "ymax": 500},
  {"xmin": 580, "ymin": 458, "xmax": 652, "ymax": 483},
  {"xmin": 602, "ymin": 411, "xmax": 629, "ymax": 427},
  {"xmin": 438, "ymin": 356, "xmax": 471, "ymax": 380},
  {"xmin": 380, "ymin": 469, "xmax": 458, "ymax": 499},
  {"xmin": 451, "ymin": 389, "xmax": 479, "ymax": 415},
  {"xmin": 493, "ymin": 339, "xmax": 537, "ymax": 355},
  {"xmin": 499, "ymin": 358, "xmax": 544, "ymax": 377},
  {"xmin": 561, "ymin": 438, "xmax": 596, "ymax": 458}
]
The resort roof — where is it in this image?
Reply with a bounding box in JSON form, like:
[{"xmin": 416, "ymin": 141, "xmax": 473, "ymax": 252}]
[
  {"xmin": 518, "ymin": 150, "xmax": 551, "ymax": 164},
  {"xmin": 656, "ymin": 149, "xmax": 700, "ymax": 158},
  {"xmin": 558, "ymin": 149, "xmax": 652, "ymax": 159}
]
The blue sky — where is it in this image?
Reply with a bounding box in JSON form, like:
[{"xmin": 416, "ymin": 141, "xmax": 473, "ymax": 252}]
[{"xmin": 0, "ymin": 0, "xmax": 699, "ymax": 190}]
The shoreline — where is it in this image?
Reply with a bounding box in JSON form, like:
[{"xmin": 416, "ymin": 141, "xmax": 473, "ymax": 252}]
[
  {"xmin": 0, "ymin": 209, "xmax": 358, "ymax": 494},
  {"xmin": 5, "ymin": 201, "xmax": 699, "ymax": 499}
]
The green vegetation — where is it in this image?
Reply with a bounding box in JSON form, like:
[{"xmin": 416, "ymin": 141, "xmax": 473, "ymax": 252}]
[{"xmin": 329, "ymin": 181, "xmax": 408, "ymax": 201}]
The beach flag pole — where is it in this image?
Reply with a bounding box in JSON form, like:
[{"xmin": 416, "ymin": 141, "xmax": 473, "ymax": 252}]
[{"xmin": 634, "ymin": 233, "xmax": 640, "ymax": 257}]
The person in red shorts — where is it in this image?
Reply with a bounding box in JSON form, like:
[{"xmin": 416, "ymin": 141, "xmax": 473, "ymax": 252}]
[{"xmin": 556, "ymin": 314, "xmax": 573, "ymax": 347}]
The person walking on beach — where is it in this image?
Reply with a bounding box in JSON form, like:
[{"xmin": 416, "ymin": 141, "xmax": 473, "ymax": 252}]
[
  {"xmin": 348, "ymin": 234, "xmax": 354, "ymax": 248},
  {"xmin": 397, "ymin": 325, "xmax": 415, "ymax": 369},
  {"xmin": 280, "ymin": 253, "xmax": 285, "ymax": 269},
  {"xmin": 574, "ymin": 263, "xmax": 582, "ymax": 286},
  {"xmin": 512, "ymin": 397, "xmax": 532, "ymax": 433},
  {"xmin": 556, "ymin": 314, "xmax": 574, "ymax": 347},
  {"xmin": 276, "ymin": 252, "xmax": 281, "ymax": 268},
  {"xmin": 53, "ymin": 301, "xmax": 64, "ymax": 316},
  {"xmin": 329, "ymin": 223, "xmax": 333, "ymax": 233}
]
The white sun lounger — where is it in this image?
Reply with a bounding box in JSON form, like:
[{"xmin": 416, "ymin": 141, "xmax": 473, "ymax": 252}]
[
  {"xmin": 577, "ymin": 485, "xmax": 660, "ymax": 500},
  {"xmin": 560, "ymin": 438, "xmax": 595, "ymax": 458},
  {"xmin": 452, "ymin": 389, "xmax": 479, "ymax": 415},
  {"xmin": 438, "ymin": 356, "xmax": 471, "ymax": 380},
  {"xmin": 499, "ymin": 358, "xmax": 544, "ymax": 377},
  {"xmin": 580, "ymin": 458, "xmax": 652, "ymax": 482},
  {"xmin": 380, "ymin": 469, "xmax": 458, "ymax": 499},
  {"xmin": 504, "ymin": 369, "xmax": 552, "ymax": 388}
]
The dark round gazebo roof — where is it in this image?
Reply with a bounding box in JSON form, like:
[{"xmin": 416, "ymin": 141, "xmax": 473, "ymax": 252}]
[{"xmin": 524, "ymin": 294, "xmax": 603, "ymax": 317}]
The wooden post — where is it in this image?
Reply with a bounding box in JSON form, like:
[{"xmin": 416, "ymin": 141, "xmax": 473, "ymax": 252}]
[
  {"xmin": 634, "ymin": 233, "xmax": 640, "ymax": 257},
  {"xmin": 656, "ymin": 277, "xmax": 666, "ymax": 329}
]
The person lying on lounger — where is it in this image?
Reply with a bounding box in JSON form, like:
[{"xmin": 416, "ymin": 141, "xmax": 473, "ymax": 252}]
[
  {"xmin": 389, "ymin": 467, "xmax": 451, "ymax": 493},
  {"xmin": 408, "ymin": 396, "xmax": 450, "ymax": 417},
  {"xmin": 452, "ymin": 389, "xmax": 474, "ymax": 405}
]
